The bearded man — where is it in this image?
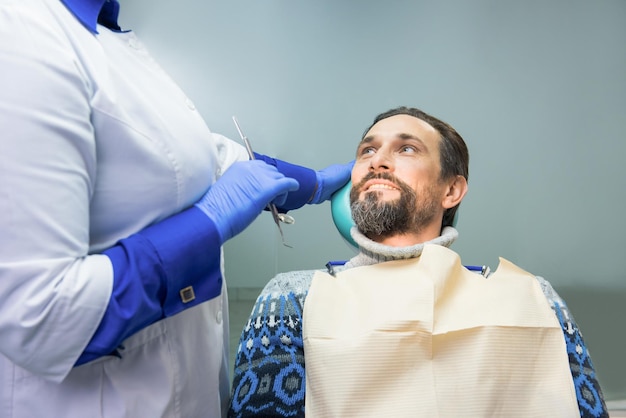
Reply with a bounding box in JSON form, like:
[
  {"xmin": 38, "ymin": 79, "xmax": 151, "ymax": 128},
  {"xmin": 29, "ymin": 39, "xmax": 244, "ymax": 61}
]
[{"xmin": 227, "ymin": 107, "xmax": 608, "ymax": 418}]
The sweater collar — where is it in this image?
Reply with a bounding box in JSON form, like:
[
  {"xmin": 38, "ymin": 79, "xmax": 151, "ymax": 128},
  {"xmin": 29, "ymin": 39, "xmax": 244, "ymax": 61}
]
[
  {"xmin": 345, "ymin": 226, "xmax": 459, "ymax": 268},
  {"xmin": 60, "ymin": 0, "xmax": 121, "ymax": 34}
]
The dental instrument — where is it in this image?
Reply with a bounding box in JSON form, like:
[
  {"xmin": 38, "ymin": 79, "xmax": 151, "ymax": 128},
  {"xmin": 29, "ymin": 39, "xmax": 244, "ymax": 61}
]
[{"xmin": 231, "ymin": 116, "xmax": 294, "ymax": 248}]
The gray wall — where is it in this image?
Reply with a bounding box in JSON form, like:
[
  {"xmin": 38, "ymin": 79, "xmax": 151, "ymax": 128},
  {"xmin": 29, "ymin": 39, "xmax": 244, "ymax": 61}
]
[{"xmin": 121, "ymin": 0, "xmax": 626, "ymax": 401}]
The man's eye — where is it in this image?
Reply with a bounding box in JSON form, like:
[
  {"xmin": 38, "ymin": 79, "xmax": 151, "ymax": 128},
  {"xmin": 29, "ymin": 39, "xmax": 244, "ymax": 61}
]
[
  {"xmin": 360, "ymin": 147, "xmax": 376, "ymax": 155},
  {"xmin": 401, "ymin": 146, "xmax": 416, "ymax": 153}
]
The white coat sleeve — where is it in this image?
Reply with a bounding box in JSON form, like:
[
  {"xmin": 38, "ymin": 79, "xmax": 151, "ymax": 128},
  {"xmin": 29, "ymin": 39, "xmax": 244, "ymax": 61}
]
[{"xmin": 0, "ymin": 7, "xmax": 113, "ymax": 381}]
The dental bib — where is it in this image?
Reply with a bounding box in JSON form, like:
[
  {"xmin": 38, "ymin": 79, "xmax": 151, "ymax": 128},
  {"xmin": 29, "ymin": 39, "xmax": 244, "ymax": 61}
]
[{"xmin": 303, "ymin": 244, "xmax": 578, "ymax": 417}]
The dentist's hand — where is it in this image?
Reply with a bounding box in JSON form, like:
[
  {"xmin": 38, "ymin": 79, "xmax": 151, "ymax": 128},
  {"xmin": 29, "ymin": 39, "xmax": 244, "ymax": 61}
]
[
  {"xmin": 310, "ymin": 160, "xmax": 354, "ymax": 204},
  {"xmin": 195, "ymin": 160, "xmax": 299, "ymax": 243},
  {"xmin": 252, "ymin": 153, "xmax": 354, "ymax": 210}
]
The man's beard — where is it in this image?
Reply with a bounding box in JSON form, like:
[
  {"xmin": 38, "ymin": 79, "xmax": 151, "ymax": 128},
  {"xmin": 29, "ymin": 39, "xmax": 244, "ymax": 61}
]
[{"xmin": 350, "ymin": 173, "xmax": 440, "ymax": 238}]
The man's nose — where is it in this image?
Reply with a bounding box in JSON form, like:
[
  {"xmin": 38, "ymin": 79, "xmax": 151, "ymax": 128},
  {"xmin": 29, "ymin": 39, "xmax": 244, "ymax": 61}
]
[{"xmin": 369, "ymin": 150, "xmax": 393, "ymax": 172}]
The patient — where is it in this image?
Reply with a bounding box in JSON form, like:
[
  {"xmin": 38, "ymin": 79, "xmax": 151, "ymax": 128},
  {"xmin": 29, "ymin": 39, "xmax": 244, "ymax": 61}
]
[{"xmin": 227, "ymin": 106, "xmax": 608, "ymax": 417}]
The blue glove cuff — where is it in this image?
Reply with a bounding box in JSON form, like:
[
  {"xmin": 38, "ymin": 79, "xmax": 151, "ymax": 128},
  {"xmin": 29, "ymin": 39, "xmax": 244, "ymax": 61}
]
[
  {"xmin": 78, "ymin": 207, "xmax": 223, "ymax": 366},
  {"xmin": 254, "ymin": 153, "xmax": 317, "ymax": 211},
  {"xmin": 140, "ymin": 207, "xmax": 223, "ymax": 317},
  {"xmin": 311, "ymin": 171, "xmax": 324, "ymax": 204}
]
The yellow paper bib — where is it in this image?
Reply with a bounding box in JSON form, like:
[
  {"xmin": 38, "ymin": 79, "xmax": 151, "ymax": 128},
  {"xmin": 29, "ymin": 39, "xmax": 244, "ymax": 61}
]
[{"xmin": 303, "ymin": 244, "xmax": 578, "ymax": 417}]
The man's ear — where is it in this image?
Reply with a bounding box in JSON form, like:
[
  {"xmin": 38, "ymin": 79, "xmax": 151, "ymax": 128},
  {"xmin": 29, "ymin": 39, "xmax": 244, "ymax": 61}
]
[{"xmin": 442, "ymin": 175, "xmax": 468, "ymax": 209}]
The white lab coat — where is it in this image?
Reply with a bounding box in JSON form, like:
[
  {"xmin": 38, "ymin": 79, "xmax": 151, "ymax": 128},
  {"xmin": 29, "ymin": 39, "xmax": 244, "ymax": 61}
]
[{"xmin": 0, "ymin": 0, "xmax": 247, "ymax": 416}]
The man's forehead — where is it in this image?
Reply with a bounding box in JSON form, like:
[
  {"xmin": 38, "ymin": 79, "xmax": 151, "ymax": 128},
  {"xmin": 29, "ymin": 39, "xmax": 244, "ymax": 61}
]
[{"xmin": 362, "ymin": 114, "xmax": 439, "ymax": 143}]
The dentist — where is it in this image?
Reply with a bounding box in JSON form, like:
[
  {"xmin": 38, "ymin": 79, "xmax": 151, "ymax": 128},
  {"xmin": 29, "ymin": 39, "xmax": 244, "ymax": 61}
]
[{"xmin": 0, "ymin": 0, "xmax": 351, "ymax": 417}]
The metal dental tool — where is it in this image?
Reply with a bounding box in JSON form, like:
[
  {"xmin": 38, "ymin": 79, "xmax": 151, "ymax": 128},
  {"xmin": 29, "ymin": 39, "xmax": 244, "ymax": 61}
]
[{"xmin": 232, "ymin": 116, "xmax": 295, "ymax": 248}]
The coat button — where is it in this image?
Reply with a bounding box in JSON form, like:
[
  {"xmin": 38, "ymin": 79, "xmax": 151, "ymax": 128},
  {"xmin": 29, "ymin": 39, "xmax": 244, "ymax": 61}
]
[{"xmin": 128, "ymin": 37, "xmax": 140, "ymax": 49}]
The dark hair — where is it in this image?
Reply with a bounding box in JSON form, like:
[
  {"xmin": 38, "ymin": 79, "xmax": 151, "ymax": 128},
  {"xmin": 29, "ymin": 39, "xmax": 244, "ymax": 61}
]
[{"xmin": 362, "ymin": 106, "xmax": 469, "ymax": 228}]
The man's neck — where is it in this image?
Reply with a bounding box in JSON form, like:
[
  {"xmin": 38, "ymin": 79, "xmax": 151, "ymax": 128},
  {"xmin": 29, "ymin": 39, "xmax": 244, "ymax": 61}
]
[{"xmin": 369, "ymin": 224, "xmax": 443, "ymax": 247}]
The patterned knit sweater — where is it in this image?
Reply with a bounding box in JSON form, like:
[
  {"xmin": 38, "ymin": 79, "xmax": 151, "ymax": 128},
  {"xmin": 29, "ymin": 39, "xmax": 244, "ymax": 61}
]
[{"xmin": 227, "ymin": 227, "xmax": 608, "ymax": 417}]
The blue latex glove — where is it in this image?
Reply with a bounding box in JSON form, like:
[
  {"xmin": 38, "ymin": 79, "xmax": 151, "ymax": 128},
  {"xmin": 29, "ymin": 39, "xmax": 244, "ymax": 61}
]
[
  {"xmin": 310, "ymin": 160, "xmax": 354, "ymax": 204},
  {"xmin": 254, "ymin": 153, "xmax": 354, "ymax": 210},
  {"xmin": 195, "ymin": 160, "xmax": 299, "ymax": 243}
]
